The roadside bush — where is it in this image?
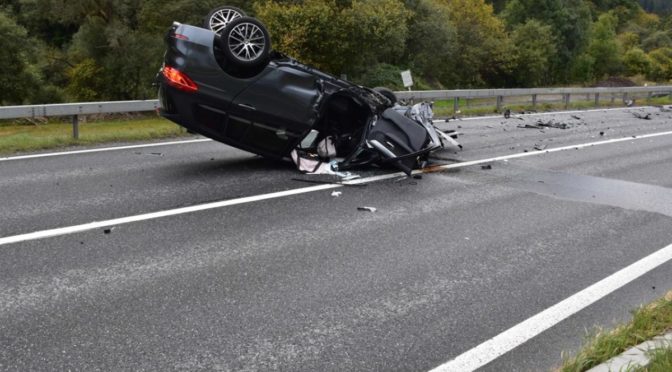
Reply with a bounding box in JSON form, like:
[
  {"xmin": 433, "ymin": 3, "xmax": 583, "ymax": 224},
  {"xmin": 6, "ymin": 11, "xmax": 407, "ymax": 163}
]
[
  {"xmin": 647, "ymin": 47, "xmax": 672, "ymax": 81},
  {"xmin": 623, "ymin": 47, "xmax": 652, "ymax": 76},
  {"xmin": 353, "ymin": 63, "xmax": 406, "ymax": 90}
]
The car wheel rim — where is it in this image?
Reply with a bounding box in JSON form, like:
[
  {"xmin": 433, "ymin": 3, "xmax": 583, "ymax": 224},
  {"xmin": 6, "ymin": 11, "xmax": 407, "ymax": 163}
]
[
  {"xmin": 209, "ymin": 8, "xmax": 243, "ymax": 34},
  {"xmin": 228, "ymin": 23, "xmax": 265, "ymax": 62}
]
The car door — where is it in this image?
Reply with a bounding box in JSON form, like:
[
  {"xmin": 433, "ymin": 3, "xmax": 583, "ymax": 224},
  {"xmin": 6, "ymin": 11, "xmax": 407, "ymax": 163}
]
[{"xmin": 228, "ymin": 64, "xmax": 323, "ymax": 157}]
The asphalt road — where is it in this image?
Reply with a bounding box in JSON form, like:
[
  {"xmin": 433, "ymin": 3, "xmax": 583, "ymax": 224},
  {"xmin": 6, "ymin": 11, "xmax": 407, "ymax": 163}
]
[{"xmin": 1, "ymin": 106, "xmax": 672, "ymax": 371}]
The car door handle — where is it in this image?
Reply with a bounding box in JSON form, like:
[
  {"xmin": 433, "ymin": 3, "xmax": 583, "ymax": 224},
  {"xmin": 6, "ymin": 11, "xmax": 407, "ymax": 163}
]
[{"xmin": 238, "ymin": 103, "xmax": 256, "ymax": 111}]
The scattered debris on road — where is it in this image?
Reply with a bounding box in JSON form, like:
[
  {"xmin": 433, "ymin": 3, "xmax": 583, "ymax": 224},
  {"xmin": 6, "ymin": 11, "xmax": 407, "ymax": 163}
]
[
  {"xmin": 357, "ymin": 207, "xmax": 377, "ymax": 213},
  {"xmin": 516, "ymin": 116, "xmax": 587, "ymax": 130},
  {"xmin": 103, "ymin": 227, "xmax": 114, "ymax": 234},
  {"xmin": 481, "ymin": 164, "xmax": 492, "ymax": 170},
  {"xmin": 331, "ymin": 191, "xmax": 342, "ymax": 197},
  {"xmin": 632, "ymin": 112, "xmax": 652, "ymax": 120}
]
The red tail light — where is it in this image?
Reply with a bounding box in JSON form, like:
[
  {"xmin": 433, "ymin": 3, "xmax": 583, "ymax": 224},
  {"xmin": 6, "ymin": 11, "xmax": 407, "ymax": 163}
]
[{"xmin": 162, "ymin": 66, "xmax": 198, "ymax": 93}]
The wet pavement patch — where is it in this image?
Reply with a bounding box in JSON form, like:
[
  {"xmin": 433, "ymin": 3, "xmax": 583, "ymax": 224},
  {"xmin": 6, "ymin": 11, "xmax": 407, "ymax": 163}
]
[{"xmin": 468, "ymin": 164, "xmax": 672, "ymax": 218}]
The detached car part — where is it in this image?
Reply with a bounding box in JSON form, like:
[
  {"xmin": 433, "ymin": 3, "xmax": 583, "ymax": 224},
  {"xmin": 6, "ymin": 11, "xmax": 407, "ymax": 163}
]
[{"xmin": 158, "ymin": 7, "xmax": 460, "ymax": 176}]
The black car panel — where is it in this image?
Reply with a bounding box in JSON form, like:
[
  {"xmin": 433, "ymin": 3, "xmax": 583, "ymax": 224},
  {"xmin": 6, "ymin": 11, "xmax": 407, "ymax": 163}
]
[{"xmin": 158, "ymin": 17, "xmax": 457, "ymax": 175}]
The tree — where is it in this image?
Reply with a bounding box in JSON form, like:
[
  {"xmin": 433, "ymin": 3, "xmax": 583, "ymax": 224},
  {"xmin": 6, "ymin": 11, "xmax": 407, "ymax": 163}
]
[
  {"xmin": 254, "ymin": 0, "xmax": 410, "ymax": 76},
  {"xmin": 618, "ymin": 31, "xmax": 640, "ymax": 50},
  {"xmin": 0, "ymin": 11, "xmax": 41, "ymax": 104},
  {"xmin": 623, "ymin": 47, "xmax": 652, "ymax": 75},
  {"xmin": 641, "ymin": 30, "xmax": 672, "ymax": 51},
  {"xmin": 585, "ymin": 12, "xmax": 624, "ymax": 79},
  {"xmin": 510, "ymin": 20, "xmax": 557, "ymax": 86},
  {"xmin": 438, "ymin": 0, "xmax": 513, "ymax": 87},
  {"xmin": 647, "ymin": 47, "xmax": 672, "ymax": 81},
  {"xmin": 402, "ymin": 0, "xmax": 456, "ymax": 85},
  {"xmin": 503, "ymin": 0, "xmax": 593, "ymax": 82}
]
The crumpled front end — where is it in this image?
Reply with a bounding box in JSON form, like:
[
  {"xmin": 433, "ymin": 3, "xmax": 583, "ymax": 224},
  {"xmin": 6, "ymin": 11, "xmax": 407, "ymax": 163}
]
[{"xmin": 291, "ymin": 89, "xmax": 459, "ymax": 177}]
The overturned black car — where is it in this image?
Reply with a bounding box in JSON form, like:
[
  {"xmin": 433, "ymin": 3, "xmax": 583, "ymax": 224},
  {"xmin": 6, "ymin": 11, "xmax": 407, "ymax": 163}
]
[{"xmin": 157, "ymin": 6, "xmax": 459, "ymax": 176}]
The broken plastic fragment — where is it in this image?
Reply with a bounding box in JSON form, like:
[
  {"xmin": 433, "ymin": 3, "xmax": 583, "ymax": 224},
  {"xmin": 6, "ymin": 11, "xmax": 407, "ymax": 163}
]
[
  {"xmin": 357, "ymin": 207, "xmax": 377, "ymax": 212},
  {"xmin": 632, "ymin": 112, "xmax": 651, "ymax": 120},
  {"xmin": 331, "ymin": 191, "xmax": 342, "ymax": 197}
]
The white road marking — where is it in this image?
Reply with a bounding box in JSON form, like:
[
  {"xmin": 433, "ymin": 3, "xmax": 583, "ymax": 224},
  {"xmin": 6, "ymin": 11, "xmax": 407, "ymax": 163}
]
[
  {"xmin": 0, "ymin": 138, "xmax": 212, "ymax": 162},
  {"xmin": 428, "ymin": 242, "xmax": 672, "ymax": 372},
  {"xmin": 2, "ymin": 129, "xmax": 672, "ymax": 247},
  {"xmin": 0, "ymin": 106, "xmax": 650, "ymax": 162},
  {"xmin": 0, "ymin": 183, "xmax": 339, "ymax": 246}
]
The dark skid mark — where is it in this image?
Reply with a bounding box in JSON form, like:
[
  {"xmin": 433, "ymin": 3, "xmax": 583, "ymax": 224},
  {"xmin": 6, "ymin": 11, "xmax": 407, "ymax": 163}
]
[{"xmin": 475, "ymin": 164, "xmax": 672, "ymax": 218}]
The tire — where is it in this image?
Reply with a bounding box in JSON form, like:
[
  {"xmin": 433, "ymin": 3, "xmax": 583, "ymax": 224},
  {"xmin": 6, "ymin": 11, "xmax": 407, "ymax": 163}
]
[
  {"xmin": 204, "ymin": 6, "xmax": 247, "ymax": 35},
  {"xmin": 219, "ymin": 17, "xmax": 271, "ymax": 68},
  {"xmin": 373, "ymin": 87, "xmax": 398, "ymax": 105}
]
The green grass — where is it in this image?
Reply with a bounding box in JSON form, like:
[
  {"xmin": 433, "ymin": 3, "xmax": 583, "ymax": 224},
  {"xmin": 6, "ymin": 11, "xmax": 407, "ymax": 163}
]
[
  {"xmin": 633, "ymin": 347, "xmax": 672, "ymax": 372},
  {"xmin": 0, "ymin": 116, "xmax": 190, "ymax": 155},
  {"xmin": 558, "ymin": 291, "xmax": 672, "ymax": 372},
  {"xmin": 431, "ymin": 95, "xmax": 672, "ymax": 117}
]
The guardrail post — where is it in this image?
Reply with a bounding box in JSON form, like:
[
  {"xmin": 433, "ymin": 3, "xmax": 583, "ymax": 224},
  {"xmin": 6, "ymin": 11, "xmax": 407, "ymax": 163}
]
[
  {"xmin": 532, "ymin": 94, "xmax": 537, "ymax": 108},
  {"xmin": 453, "ymin": 97, "xmax": 459, "ymax": 113},
  {"xmin": 72, "ymin": 115, "xmax": 79, "ymax": 139},
  {"xmin": 611, "ymin": 94, "xmax": 616, "ymax": 104},
  {"xmin": 496, "ymin": 96, "xmax": 503, "ymax": 111},
  {"xmin": 647, "ymin": 92, "xmax": 652, "ymax": 102},
  {"xmin": 564, "ymin": 94, "xmax": 571, "ymax": 109},
  {"xmin": 623, "ymin": 92, "xmax": 629, "ymax": 104},
  {"xmin": 594, "ymin": 93, "xmax": 600, "ymax": 107}
]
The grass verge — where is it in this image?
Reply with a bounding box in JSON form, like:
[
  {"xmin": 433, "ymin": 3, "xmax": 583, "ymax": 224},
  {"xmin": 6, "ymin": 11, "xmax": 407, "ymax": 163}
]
[
  {"xmin": 633, "ymin": 347, "xmax": 672, "ymax": 372},
  {"xmin": 0, "ymin": 116, "xmax": 190, "ymax": 155},
  {"xmin": 559, "ymin": 291, "xmax": 672, "ymax": 372}
]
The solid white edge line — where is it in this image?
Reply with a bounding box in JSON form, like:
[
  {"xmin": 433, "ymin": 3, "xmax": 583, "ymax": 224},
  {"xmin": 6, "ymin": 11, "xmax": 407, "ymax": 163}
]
[
  {"xmin": 0, "ymin": 138, "xmax": 212, "ymax": 162},
  {"xmin": 0, "ymin": 183, "xmax": 339, "ymax": 246},
  {"xmin": 0, "ymin": 106, "xmax": 649, "ymax": 162},
  {"xmin": 2, "ymin": 128, "xmax": 672, "ymax": 247},
  {"xmin": 428, "ymin": 243, "xmax": 672, "ymax": 372}
]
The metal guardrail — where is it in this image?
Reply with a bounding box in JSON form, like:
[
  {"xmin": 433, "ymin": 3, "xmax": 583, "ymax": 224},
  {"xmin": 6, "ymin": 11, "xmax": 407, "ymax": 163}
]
[
  {"xmin": 1, "ymin": 86, "xmax": 671, "ymax": 138},
  {"xmin": 397, "ymin": 85, "xmax": 672, "ymax": 112},
  {"xmin": 0, "ymin": 100, "xmax": 160, "ymax": 139}
]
